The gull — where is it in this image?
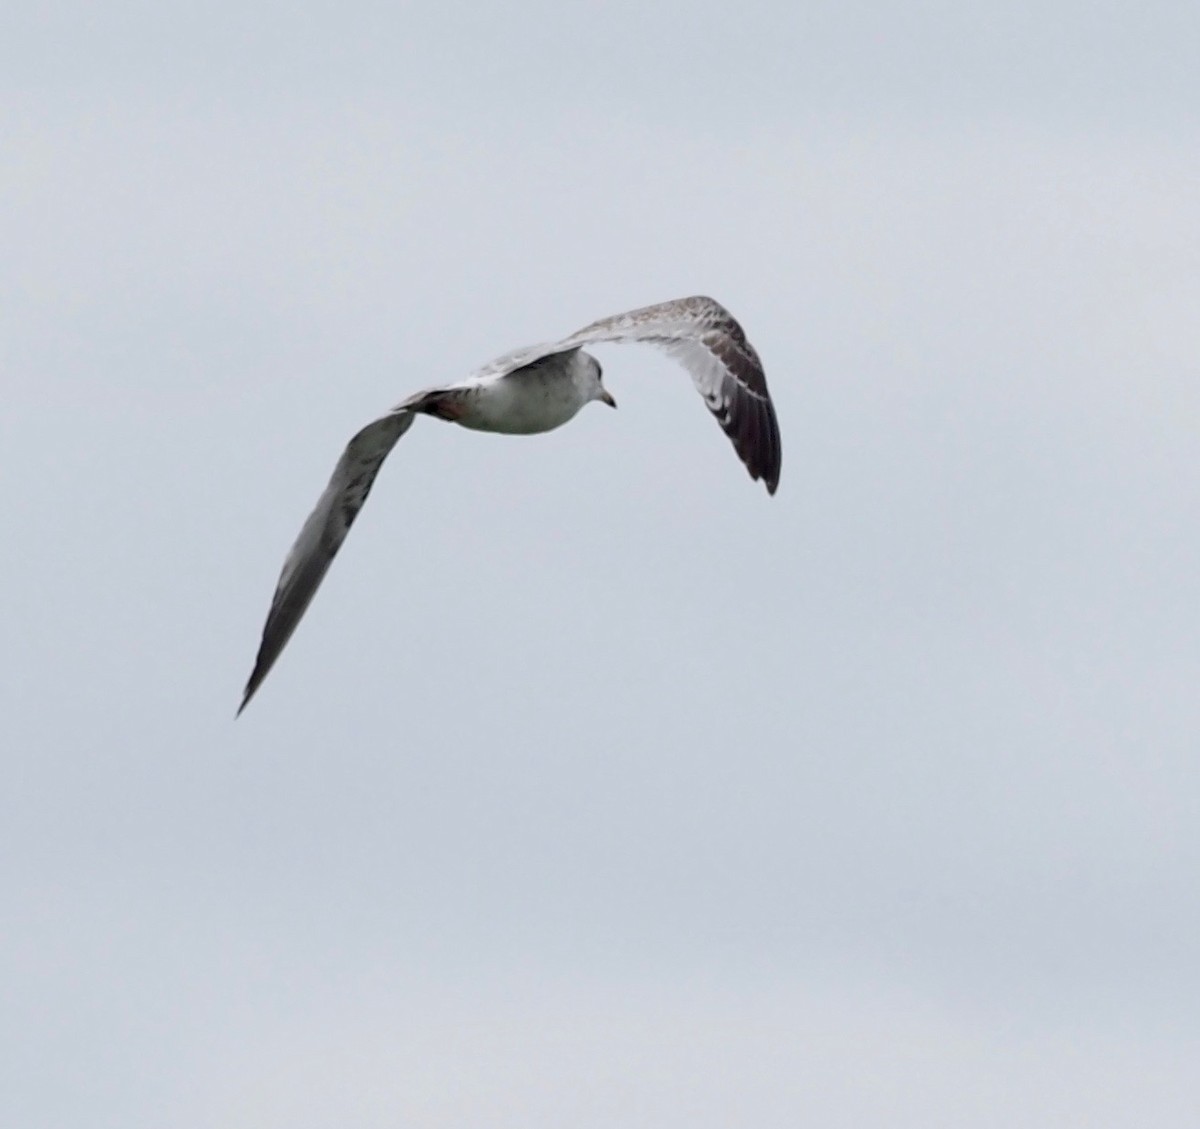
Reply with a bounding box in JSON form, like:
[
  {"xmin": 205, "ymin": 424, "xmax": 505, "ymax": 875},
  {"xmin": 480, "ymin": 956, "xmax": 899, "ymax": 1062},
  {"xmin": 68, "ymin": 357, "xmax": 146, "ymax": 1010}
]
[{"xmin": 238, "ymin": 295, "xmax": 782, "ymax": 714}]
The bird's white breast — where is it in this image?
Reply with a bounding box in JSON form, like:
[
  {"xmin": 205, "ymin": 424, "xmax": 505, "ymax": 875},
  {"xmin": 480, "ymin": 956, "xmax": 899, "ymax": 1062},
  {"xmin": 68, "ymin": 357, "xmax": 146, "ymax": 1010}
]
[{"xmin": 456, "ymin": 354, "xmax": 589, "ymax": 435}]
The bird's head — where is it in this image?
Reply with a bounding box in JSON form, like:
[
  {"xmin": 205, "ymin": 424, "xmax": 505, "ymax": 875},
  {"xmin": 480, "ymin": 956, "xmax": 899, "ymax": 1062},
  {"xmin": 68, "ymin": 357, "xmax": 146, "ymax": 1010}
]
[{"xmin": 582, "ymin": 353, "xmax": 617, "ymax": 409}]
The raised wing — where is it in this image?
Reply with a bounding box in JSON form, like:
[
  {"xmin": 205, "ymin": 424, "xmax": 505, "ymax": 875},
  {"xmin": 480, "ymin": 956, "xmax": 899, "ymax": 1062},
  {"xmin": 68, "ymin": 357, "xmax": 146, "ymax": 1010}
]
[
  {"xmin": 238, "ymin": 408, "xmax": 417, "ymax": 715},
  {"xmin": 467, "ymin": 338, "xmax": 575, "ymax": 382},
  {"xmin": 559, "ymin": 295, "xmax": 781, "ymax": 494}
]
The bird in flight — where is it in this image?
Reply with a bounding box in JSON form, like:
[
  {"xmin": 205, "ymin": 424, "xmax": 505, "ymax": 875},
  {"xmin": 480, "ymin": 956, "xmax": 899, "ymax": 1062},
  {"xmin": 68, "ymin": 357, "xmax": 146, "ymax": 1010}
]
[{"xmin": 238, "ymin": 295, "xmax": 781, "ymax": 714}]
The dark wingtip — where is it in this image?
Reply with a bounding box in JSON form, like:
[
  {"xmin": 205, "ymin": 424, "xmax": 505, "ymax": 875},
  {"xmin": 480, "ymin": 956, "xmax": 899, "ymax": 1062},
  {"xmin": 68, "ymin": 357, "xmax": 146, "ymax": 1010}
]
[
  {"xmin": 235, "ymin": 684, "xmax": 254, "ymax": 719},
  {"xmin": 763, "ymin": 428, "xmax": 781, "ymax": 495},
  {"xmin": 235, "ymin": 656, "xmax": 269, "ymax": 718},
  {"xmin": 746, "ymin": 396, "xmax": 781, "ymax": 496}
]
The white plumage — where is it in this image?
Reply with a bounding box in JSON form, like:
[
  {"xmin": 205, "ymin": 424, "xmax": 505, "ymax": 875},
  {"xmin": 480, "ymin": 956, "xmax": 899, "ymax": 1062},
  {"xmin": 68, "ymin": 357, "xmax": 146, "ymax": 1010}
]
[{"xmin": 238, "ymin": 295, "xmax": 782, "ymax": 713}]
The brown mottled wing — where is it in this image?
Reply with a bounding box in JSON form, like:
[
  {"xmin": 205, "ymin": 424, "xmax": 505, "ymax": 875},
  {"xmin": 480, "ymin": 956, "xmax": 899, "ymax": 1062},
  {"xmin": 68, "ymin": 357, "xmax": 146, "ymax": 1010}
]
[
  {"xmin": 238, "ymin": 408, "xmax": 417, "ymax": 715},
  {"xmin": 559, "ymin": 295, "xmax": 781, "ymax": 493}
]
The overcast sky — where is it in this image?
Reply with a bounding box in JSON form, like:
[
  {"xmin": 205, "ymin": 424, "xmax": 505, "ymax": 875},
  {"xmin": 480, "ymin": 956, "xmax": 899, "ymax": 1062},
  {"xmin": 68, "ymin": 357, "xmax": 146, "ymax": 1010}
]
[{"xmin": 3, "ymin": 2, "xmax": 1199, "ymax": 1126}]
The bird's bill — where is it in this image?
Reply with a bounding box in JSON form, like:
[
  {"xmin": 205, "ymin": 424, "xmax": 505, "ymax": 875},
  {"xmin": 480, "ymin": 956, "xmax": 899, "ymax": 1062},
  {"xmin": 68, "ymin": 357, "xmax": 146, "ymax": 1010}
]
[{"xmin": 600, "ymin": 389, "xmax": 617, "ymax": 408}]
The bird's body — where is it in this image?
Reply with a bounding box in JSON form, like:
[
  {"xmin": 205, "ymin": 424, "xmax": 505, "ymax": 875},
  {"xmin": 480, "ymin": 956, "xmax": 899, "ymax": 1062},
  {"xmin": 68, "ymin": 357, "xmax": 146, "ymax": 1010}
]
[
  {"xmin": 238, "ymin": 295, "xmax": 781, "ymax": 714},
  {"xmin": 419, "ymin": 350, "xmax": 603, "ymax": 435}
]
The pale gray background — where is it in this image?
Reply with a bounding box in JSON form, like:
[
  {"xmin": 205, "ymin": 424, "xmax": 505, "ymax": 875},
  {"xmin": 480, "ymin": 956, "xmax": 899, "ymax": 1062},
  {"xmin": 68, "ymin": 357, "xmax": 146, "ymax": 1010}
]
[{"xmin": 3, "ymin": 2, "xmax": 1198, "ymax": 1125}]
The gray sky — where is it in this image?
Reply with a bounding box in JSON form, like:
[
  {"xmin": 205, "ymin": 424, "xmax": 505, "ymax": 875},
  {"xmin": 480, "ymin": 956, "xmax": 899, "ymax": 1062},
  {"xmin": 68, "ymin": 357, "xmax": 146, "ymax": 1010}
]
[{"xmin": 3, "ymin": 2, "xmax": 1199, "ymax": 1125}]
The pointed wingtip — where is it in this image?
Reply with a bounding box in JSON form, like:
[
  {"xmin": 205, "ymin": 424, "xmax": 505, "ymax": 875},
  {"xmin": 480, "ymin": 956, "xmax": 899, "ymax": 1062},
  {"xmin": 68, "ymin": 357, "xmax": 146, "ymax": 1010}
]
[
  {"xmin": 764, "ymin": 460, "xmax": 780, "ymax": 495},
  {"xmin": 235, "ymin": 673, "xmax": 261, "ymax": 719},
  {"xmin": 755, "ymin": 459, "xmax": 780, "ymax": 496}
]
